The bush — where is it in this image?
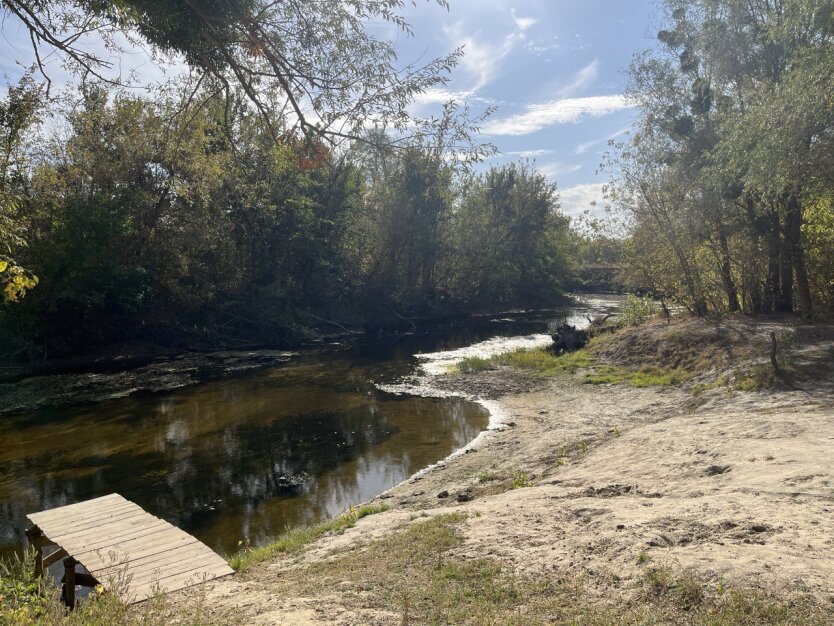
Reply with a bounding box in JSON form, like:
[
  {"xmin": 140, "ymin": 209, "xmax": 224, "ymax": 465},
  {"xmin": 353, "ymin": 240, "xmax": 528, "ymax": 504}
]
[{"xmin": 619, "ymin": 294, "xmax": 659, "ymax": 326}]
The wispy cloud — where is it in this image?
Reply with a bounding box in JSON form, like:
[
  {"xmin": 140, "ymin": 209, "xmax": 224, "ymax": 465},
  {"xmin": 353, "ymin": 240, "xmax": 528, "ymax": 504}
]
[
  {"xmin": 538, "ymin": 162, "xmax": 582, "ymax": 179},
  {"xmin": 443, "ymin": 21, "xmax": 521, "ymax": 95},
  {"xmin": 557, "ymin": 60, "xmax": 599, "ymax": 97},
  {"xmin": 574, "ymin": 125, "xmax": 631, "ymax": 155},
  {"xmin": 511, "ymin": 9, "xmax": 538, "ymax": 32},
  {"xmin": 558, "ymin": 182, "xmax": 607, "ymax": 218},
  {"xmin": 504, "ymin": 148, "xmax": 554, "ymax": 158},
  {"xmin": 483, "ymin": 95, "xmax": 632, "ymax": 136}
]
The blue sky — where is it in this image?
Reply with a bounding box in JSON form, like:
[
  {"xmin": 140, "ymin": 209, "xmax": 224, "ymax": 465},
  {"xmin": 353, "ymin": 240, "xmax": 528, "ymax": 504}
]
[
  {"xmin": 395, "ymin": 0, "xmax": 659, "ymax": 218},
  {"xmin": 0, "ymin": 0, "xmax": 659, "ymax": 219}
]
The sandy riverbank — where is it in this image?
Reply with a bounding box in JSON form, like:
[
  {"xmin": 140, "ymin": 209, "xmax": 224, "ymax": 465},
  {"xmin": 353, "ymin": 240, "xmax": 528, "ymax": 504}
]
[{"xmin": 164, "ymin": 316, "xmax": 834, "ymax": 625}]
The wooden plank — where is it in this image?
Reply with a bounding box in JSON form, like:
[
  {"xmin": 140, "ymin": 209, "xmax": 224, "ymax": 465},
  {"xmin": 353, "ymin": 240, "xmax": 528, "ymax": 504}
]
[
  {"xmin": 44, "ymin": 511, "xmax": 153, "ymax": 544},
  {"xmin": 27, "ymin": 494, "xmax": 125, "ymax": 524},
  {"xmin": 58, "ymin": 519, "xmax": 172, "ymax": 553},
  {"xmin": 42, "ymin": 548, "xmax": 68, "ymax": 568},
  {"xmin": 29, "ymin": 502, "xmax": 140, "ymax": 533},
  {"xmin": 44, "ymin": 505, "xmax": 147, "ymax": 534},
  {"xmin": 79, "ymin": 535, "xmax": 203, "ymax": 575},
  {"xmin": 93, "ymin": 542, "xmax": 219, "ymax": 578},
  {"xmin": 69, "ymin": 530, "xmax": 197, "ymax": 558},
  {"xmin": 128, "ymin": 553, "xmax": 228, "ymax": 586}
]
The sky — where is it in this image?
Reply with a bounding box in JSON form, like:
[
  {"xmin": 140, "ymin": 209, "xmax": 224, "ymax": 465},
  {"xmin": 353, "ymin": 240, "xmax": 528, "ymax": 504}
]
[
  {"xmin": 0, "ymin": 0, "xmax": 660, "ymax": 220},
  {"xmin": 392, "ymin": 0, "xmax": 659, "ymax": 220}
]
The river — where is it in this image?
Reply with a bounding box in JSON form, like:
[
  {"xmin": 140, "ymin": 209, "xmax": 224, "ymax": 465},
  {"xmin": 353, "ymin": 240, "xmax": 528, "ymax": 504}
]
[{"xmin": 0, "ymin": 294, "xmax": 621, "ymax": 559}]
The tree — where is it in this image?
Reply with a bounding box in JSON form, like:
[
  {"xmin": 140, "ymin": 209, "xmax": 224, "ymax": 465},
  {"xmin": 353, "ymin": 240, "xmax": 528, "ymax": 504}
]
[
  {"xmin": 0, "ymin": 74, "xmax": 41, "ymax": 302},
  {"xmin": 2, "ymin": 0, "xmax": 465, "ymax": 148}
]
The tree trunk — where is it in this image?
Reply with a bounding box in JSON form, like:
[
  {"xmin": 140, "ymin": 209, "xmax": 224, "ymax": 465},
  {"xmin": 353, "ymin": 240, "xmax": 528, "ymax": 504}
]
[
  {"xmin": 786, "ymin": 195, "xmax": 813, "ymax": 319},
  {"xmin": 716, "ymin": 220, "xmax": 740, "ymax": 312},
  {"xmin": 777, "ymin": 209, "xmax": 793, "ymax": 313},
  {"xmin": 764, "ymin": 209, "xmax": 781, "ymax": 312}
]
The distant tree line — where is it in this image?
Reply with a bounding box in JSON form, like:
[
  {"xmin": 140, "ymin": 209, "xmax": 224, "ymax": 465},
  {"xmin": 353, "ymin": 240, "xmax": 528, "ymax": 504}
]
[
  {"xmin": 0, "ymin": 81, "xmax": 573, "ymax": 361},
  {"xmin": 610, "ymin": 0, "xmax": 834, "ymax": 318}
]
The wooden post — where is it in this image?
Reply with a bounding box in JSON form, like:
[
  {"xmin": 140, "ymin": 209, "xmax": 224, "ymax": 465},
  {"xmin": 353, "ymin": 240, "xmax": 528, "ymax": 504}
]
[
  {"xmin": 63, "ymin": 556, "xmax": 78, "ymax": 608},
  {"xmin": 24, "ymin": 526, "xmax": 44, "ymax": 577},
  {"xmin": 769, "ymin": 331, "xmax": 779, "ymax": 372}
]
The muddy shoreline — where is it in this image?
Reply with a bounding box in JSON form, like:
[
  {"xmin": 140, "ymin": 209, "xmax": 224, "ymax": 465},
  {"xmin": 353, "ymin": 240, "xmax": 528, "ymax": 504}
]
[{"xmin": 0, "ymin": 349, "xmax": 296, "ymax": 417}]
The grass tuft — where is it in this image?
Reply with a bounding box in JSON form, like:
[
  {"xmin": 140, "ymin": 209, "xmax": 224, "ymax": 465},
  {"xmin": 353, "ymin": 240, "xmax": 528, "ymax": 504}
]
[
  {"xmin": 582, "ymin": 364, "xmax": 690, "ymax": 387},
  {"xmin": 227, "ymin": 503, "xmax": 388, "ymax": 571}
]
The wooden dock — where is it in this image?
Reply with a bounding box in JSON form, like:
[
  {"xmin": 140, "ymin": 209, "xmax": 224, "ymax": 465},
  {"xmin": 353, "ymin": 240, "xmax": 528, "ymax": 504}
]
[{"xmin": 26, "ymin": 493, "xmax": 234, "ymax": 606}]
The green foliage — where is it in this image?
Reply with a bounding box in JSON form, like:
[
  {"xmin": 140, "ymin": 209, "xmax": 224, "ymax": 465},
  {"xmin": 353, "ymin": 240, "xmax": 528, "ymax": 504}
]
[
  {"xmin": 510, "ymin": 468, "xmax": 533, "ymax": 489},
  {"xmin": 582, "ymin": 364, "xmax": 690, "ymax": 387},
  {"xmin": 613, "ymin": 0, "xmax": 834, "ymax": 319},
  {"xmin": 619, "ymin": 294, "xmax": 659, "ymax": 326},
  {"xmin": 228, "ymin": 503, "xmax": 388, "ymax": 571},
  {"xmin": 0, "ymin": 83, "xmax": 573, "ymax": 360}
]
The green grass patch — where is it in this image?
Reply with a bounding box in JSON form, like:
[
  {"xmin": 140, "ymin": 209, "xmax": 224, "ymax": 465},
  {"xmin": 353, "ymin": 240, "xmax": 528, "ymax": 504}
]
[
  {"xmin": 582, "ymin": 365, "xmax": 691, "ymax": 387},
  {"xmin": 227, "ymin": 503, "xmax": 388, "ymax": 571},
  {"xmin": 510, "ymin": 468, "xmax": 534, "ymax": 489},
  {"xmin": 458, "ymin": 347, "xmax": 595, "ymax": 376},
  {"xmin": 458, "ymin": 356, "xmax": 493, "ymax": 372}
]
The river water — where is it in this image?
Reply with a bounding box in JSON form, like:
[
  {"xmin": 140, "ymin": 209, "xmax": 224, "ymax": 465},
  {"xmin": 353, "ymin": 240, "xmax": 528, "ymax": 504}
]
[{"xmin": 0, "ymin": 294, "xmax": 621, "ymax": 558}]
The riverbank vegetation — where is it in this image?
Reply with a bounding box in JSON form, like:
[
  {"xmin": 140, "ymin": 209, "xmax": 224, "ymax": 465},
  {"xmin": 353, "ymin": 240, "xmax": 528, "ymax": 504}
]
[
  {"xmin": 609, "ymin": 0, "xmax": 834, "ymax": 319},
  {"xmin": 0, "ymin": 78, "xmax": 574, "ymax": 364}
]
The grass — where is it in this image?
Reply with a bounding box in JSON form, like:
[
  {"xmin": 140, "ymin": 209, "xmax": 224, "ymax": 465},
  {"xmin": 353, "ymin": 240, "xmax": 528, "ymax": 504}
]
[
  {"xmin": 477, "ymin": 470, "xmax": 500, "ymax": 483},
  {"xmin": 733, "ymin": 364, "xmax": 788, "ymax": 391},
  {"xmin": 582, "ymin": 364, "xmax": 691, "ymax": 387},
  {"xmin": 692, "ymin": 374, "xmax": 730, "ymax": 395},
  {"xmin": 227, "ymin": 503, "xmax": 388, "ymax": 571},
  {"xmin": 264, "ymin": 514, "xmax": 832, "ymax": 625},
  {"xmin": 0, "ymin": 551, "xmax": 217, "ymax": 626},
  {"xmin": 510, "ymin": 468, "xmax": 534, "ymax": 489},
  {"xmin": 458, "ymin": 348, "xmax": 593, "ymax": 376},
  {"xmin": 458, "ymin": 344, "xmax": 691, "ymax": 389}
]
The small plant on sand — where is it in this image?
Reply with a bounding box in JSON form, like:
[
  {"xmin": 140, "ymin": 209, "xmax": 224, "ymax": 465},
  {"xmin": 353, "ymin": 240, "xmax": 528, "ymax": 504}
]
[
  {"xmin": 510, "ymin": 468, "xmax": 533, "ymax": 489},
  {"xmin": 477, "ymin": 471, "xmax": 500, "ymax": 483}
]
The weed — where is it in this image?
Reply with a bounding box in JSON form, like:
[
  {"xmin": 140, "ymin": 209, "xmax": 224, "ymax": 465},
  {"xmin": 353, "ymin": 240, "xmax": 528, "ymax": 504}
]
[
  {"xmin": 457, "ymin": 357, "xmax": 493, "ymax": 373},
  {"xmin": 477, "ymin": 471, "xmax": 500, "ymax": 483},
  {"xmin": 510, "ymin": 468, "xmax": 533, "ymax": 489}
]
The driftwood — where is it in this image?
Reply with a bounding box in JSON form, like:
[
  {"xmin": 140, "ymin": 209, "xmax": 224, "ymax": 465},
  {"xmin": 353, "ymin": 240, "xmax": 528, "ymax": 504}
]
[{"xmin": 551, "ymin": 323, "xmax": 589, "ymax": 353}]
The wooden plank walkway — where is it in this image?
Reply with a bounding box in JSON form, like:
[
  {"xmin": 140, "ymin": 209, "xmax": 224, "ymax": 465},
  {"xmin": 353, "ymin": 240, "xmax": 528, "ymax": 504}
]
[{"xmin": 26, "ymin": 493, "xmax": 233, "ymax": 605}]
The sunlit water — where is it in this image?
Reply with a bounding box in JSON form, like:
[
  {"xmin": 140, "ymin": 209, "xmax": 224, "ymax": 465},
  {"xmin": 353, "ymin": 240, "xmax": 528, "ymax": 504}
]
[{"xmin": 0, "ymin": 294, "xmax": 622, "ymax": 558}]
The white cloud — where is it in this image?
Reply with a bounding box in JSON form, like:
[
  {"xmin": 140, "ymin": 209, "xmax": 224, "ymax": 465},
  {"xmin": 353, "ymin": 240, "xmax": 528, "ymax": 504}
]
[
  {"xmin": 483, "ymin": 95, "xmax": 632, "ymax": 136},
  {"xmin": 511, "ymin": 9, "xmax": 538, "ymax": 32},
  {"xmin": 558, "ymin": 183, "xmax": 608, "ymax": 218},
  {"xmin": 444, "ymin": 21, "xmax": 520, "ymax": 94},
  {"xmin": 557, "ymin": 60, "xmax": 599, "ymax": 97},
  {"xmin": 538, "ymin": 162, "xmax": 582, "ymax": 179},
  {"xmin": 574, "ymin": 125, "xmax": 631, "ymax": 155},
  {"xmin": 504, "ymin": 148, "xmax": 554, "ymax": 158}
]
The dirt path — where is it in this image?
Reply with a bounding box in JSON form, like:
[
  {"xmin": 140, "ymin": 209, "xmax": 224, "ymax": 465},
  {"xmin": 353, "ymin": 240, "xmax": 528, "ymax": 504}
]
[{"xmin": 164, "ymin": 318, "xmax": 834, "ymax": 625}]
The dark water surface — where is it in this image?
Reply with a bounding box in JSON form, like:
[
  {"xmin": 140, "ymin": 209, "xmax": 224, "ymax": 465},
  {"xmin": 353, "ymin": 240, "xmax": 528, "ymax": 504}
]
[{"xmin": 0, "ymin": 295, "xmax": 620, "ymax": 558}]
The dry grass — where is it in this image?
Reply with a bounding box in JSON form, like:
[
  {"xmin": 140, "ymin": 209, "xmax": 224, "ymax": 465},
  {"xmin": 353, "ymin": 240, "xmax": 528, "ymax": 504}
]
[{"xmin": 254, "ymin": 513, "xmax": 832, "ymax": 625}]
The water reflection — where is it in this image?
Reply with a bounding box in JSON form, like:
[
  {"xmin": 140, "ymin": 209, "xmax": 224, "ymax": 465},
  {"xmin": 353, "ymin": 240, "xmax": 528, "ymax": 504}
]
[{"xmin": 0, "ymin": 295, "xmax": 620, "ymax": 557}]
